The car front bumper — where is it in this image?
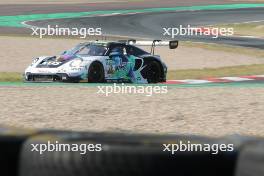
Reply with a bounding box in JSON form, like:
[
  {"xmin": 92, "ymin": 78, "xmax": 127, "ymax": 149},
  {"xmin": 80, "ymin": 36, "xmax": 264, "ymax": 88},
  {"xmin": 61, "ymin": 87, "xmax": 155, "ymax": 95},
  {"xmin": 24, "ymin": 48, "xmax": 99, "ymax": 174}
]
[{"xmin": 24, "ymin": 73, "xmax": 83, "ymax": 82}]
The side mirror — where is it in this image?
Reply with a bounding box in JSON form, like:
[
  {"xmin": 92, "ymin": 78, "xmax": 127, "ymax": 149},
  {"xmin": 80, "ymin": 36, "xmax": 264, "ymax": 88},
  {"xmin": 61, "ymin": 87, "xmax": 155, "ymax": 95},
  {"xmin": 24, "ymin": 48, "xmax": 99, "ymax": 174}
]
[
  {"xmin": 169, "ymin": 40, "xmax": 179, "ymax": 49},
  {"xmin": 61, "ymin": 50, "xmax": 67, "ymax": 55}
]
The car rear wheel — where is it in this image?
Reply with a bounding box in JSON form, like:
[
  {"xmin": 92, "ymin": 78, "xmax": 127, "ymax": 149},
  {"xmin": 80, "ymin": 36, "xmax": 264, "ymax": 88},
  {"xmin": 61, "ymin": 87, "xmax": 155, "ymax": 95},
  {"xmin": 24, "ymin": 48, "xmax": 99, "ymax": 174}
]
[
  {"xmin": 145, "ymin": 61, "xmax": 161, "ymax": 83},
  {"xmin": 88, "ymin": 62, "xmax": 105, "ymax": 83}
]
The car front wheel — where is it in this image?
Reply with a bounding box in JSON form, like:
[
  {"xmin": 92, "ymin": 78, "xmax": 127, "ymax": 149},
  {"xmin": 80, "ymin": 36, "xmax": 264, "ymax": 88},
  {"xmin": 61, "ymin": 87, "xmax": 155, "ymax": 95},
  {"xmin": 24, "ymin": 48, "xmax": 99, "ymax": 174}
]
[{"xmin": 88, "ymin": 62, "xmax": 105, "ymax": 83}]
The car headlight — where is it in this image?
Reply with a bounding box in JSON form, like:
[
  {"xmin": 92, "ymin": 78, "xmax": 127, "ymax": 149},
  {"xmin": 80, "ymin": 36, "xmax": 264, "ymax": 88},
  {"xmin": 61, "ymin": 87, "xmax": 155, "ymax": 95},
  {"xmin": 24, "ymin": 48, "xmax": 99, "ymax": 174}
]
[{"xmin": 70, "ymin": 58, "xmax": 83, "ymax": 67}]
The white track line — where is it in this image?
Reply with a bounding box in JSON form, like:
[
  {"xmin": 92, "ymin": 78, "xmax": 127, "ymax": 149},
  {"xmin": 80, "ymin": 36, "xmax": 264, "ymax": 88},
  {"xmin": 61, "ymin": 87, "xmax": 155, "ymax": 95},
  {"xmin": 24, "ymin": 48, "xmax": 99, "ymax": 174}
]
[{"xmin": 218, "ymin": 77, "xmax": 254, "ymax": 81}]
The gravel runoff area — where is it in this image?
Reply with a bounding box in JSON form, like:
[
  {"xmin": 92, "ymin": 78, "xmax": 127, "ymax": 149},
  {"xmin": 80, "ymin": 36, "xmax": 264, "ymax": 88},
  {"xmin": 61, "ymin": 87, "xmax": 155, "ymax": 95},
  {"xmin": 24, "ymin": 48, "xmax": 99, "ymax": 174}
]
[
  {"xmin": 0, "ymin": 36, "xmax": 263, "ymax": 137},
  {"xmin": 0, "ymin": 86, "xmax": 263, "ymax": 137},
  {"xmin": 1, "ymin": 36, "xmax": 264, "ymax": 72}
]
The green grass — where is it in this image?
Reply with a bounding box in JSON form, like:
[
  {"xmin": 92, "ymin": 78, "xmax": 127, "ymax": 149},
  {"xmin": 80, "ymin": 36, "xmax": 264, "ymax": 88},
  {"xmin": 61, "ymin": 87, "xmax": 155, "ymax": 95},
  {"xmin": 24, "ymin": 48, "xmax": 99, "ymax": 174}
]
[
  {"xmin": 2, "ymin": 64, "xmax": 264, "ymax": 82},
  {"xmin": 167, "ymin": 64, "xmax": 264, "ymax": 80},
  {"xmin": 0, "ymin": 72, "xmax": 22, "ymax": 82},
  {"xmin": 181, "ymin": 41, "xmax": 264, "ymax": 58}
]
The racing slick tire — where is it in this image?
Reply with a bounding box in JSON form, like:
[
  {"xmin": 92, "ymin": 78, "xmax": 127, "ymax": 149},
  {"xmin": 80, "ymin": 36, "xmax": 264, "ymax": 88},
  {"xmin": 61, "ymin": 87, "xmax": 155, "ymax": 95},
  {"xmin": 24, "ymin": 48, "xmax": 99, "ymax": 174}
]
[
  {"xmin": 0, "ymin": 126, "xmax": 37, "ymax": 176},
  {"xmin": 145, "ymin": 61, "xmax": 162, "ymax": 83},
  {"xmin": 235, "ymin": 141, "xmax": 264, "ymax": 176},
  {"xmin": 19, "ymin": 131, "xmax": 237, "ymax": 176},
  {"xmin": 88, "ymin": 62, "xmax": 105, "ymax": 83}
]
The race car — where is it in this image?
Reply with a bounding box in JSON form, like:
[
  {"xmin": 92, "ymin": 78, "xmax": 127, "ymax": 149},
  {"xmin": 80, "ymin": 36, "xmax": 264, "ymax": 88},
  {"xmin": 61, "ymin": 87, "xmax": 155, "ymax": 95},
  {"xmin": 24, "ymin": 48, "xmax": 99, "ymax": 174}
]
[{"xmin": 24, "ymin": 40, "xmax": 178, "ymax": 83}]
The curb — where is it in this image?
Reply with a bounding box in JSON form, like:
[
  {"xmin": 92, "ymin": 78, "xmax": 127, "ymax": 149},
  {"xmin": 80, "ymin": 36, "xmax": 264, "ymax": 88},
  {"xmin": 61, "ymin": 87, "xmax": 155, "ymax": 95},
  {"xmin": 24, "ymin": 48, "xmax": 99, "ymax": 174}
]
[{"xmin": 165, "ymin": 75, "xmax": 264, "ymax": 84}]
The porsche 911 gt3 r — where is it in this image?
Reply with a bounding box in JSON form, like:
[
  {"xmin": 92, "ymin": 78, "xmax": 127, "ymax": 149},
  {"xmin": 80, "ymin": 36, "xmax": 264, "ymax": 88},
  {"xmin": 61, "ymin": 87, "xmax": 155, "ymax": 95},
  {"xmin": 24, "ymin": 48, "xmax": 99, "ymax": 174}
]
[{"xmin": 24, "ymin": 40, "xmax": 178, "ymax": 83}]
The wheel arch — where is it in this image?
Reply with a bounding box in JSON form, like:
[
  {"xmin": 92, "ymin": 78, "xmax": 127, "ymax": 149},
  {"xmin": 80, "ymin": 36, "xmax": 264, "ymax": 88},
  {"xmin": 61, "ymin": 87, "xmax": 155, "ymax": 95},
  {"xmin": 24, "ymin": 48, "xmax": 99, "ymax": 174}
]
[{"xmin": 88, "ymin": 60, "xmax": 105, "ymax": 72}]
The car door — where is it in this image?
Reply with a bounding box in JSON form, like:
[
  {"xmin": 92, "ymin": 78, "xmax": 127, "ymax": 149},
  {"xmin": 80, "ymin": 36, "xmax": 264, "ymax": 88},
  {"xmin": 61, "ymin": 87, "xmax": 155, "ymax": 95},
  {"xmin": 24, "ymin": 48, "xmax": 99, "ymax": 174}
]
[{"xmin": 105, "ymin": 45, "xmax": 131, "ymax": 80}]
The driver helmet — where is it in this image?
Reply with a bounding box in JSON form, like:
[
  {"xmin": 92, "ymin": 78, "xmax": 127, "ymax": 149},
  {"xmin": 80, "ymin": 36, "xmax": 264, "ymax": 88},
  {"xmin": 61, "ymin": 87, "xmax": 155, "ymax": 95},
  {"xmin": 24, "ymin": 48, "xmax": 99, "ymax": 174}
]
[{"xmin": 111, "ymin": 47, "xmax": 123, "ymax": 54}]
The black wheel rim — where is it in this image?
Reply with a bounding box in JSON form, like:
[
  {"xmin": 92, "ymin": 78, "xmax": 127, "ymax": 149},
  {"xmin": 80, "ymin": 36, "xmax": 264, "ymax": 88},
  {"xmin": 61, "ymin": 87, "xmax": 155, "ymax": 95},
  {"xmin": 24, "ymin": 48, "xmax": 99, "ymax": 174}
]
[{"xmin": 89, "ymin": 63, "xmax": 104, "ymax": 82}]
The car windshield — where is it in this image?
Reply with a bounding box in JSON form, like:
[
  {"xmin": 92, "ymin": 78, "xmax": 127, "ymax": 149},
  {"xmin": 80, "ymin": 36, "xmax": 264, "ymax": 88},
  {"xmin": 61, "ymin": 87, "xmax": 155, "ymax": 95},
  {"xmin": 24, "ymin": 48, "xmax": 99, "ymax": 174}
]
[{"xmin": 66, "ymin": 43, "xmax": 107, "ymax": 56}]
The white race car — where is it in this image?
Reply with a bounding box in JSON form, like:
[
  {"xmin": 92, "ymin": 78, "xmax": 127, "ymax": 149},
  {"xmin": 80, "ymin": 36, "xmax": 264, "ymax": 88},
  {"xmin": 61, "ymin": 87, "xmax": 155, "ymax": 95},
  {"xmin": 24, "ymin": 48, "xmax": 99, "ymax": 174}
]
[{"xmin": 24, "ymin": 40, "xmax": 178, "ymax": 83}]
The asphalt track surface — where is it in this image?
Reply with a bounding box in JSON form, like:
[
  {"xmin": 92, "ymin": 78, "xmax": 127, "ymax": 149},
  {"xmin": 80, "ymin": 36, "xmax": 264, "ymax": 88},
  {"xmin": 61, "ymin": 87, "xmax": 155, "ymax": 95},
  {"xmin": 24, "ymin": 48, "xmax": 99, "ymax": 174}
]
[
  {"xmin": 0, "ymin": 0, "xmax": 254, "ymax": 16},
  {"xmin": 26, "ymin": 7, "xmax": 264, "ymax": 49},
  {"xmin": 0, "ymin": 2, "xmax": 264, "ymax": 49}
]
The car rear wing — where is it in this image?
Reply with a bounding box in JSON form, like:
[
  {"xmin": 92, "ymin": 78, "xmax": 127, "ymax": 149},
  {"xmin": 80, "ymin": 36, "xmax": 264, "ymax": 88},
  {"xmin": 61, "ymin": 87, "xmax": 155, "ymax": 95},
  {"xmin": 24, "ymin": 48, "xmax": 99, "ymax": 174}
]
[{"xmin": 119, "ymin": 40, "xmax": 179, "ymax": 55}]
